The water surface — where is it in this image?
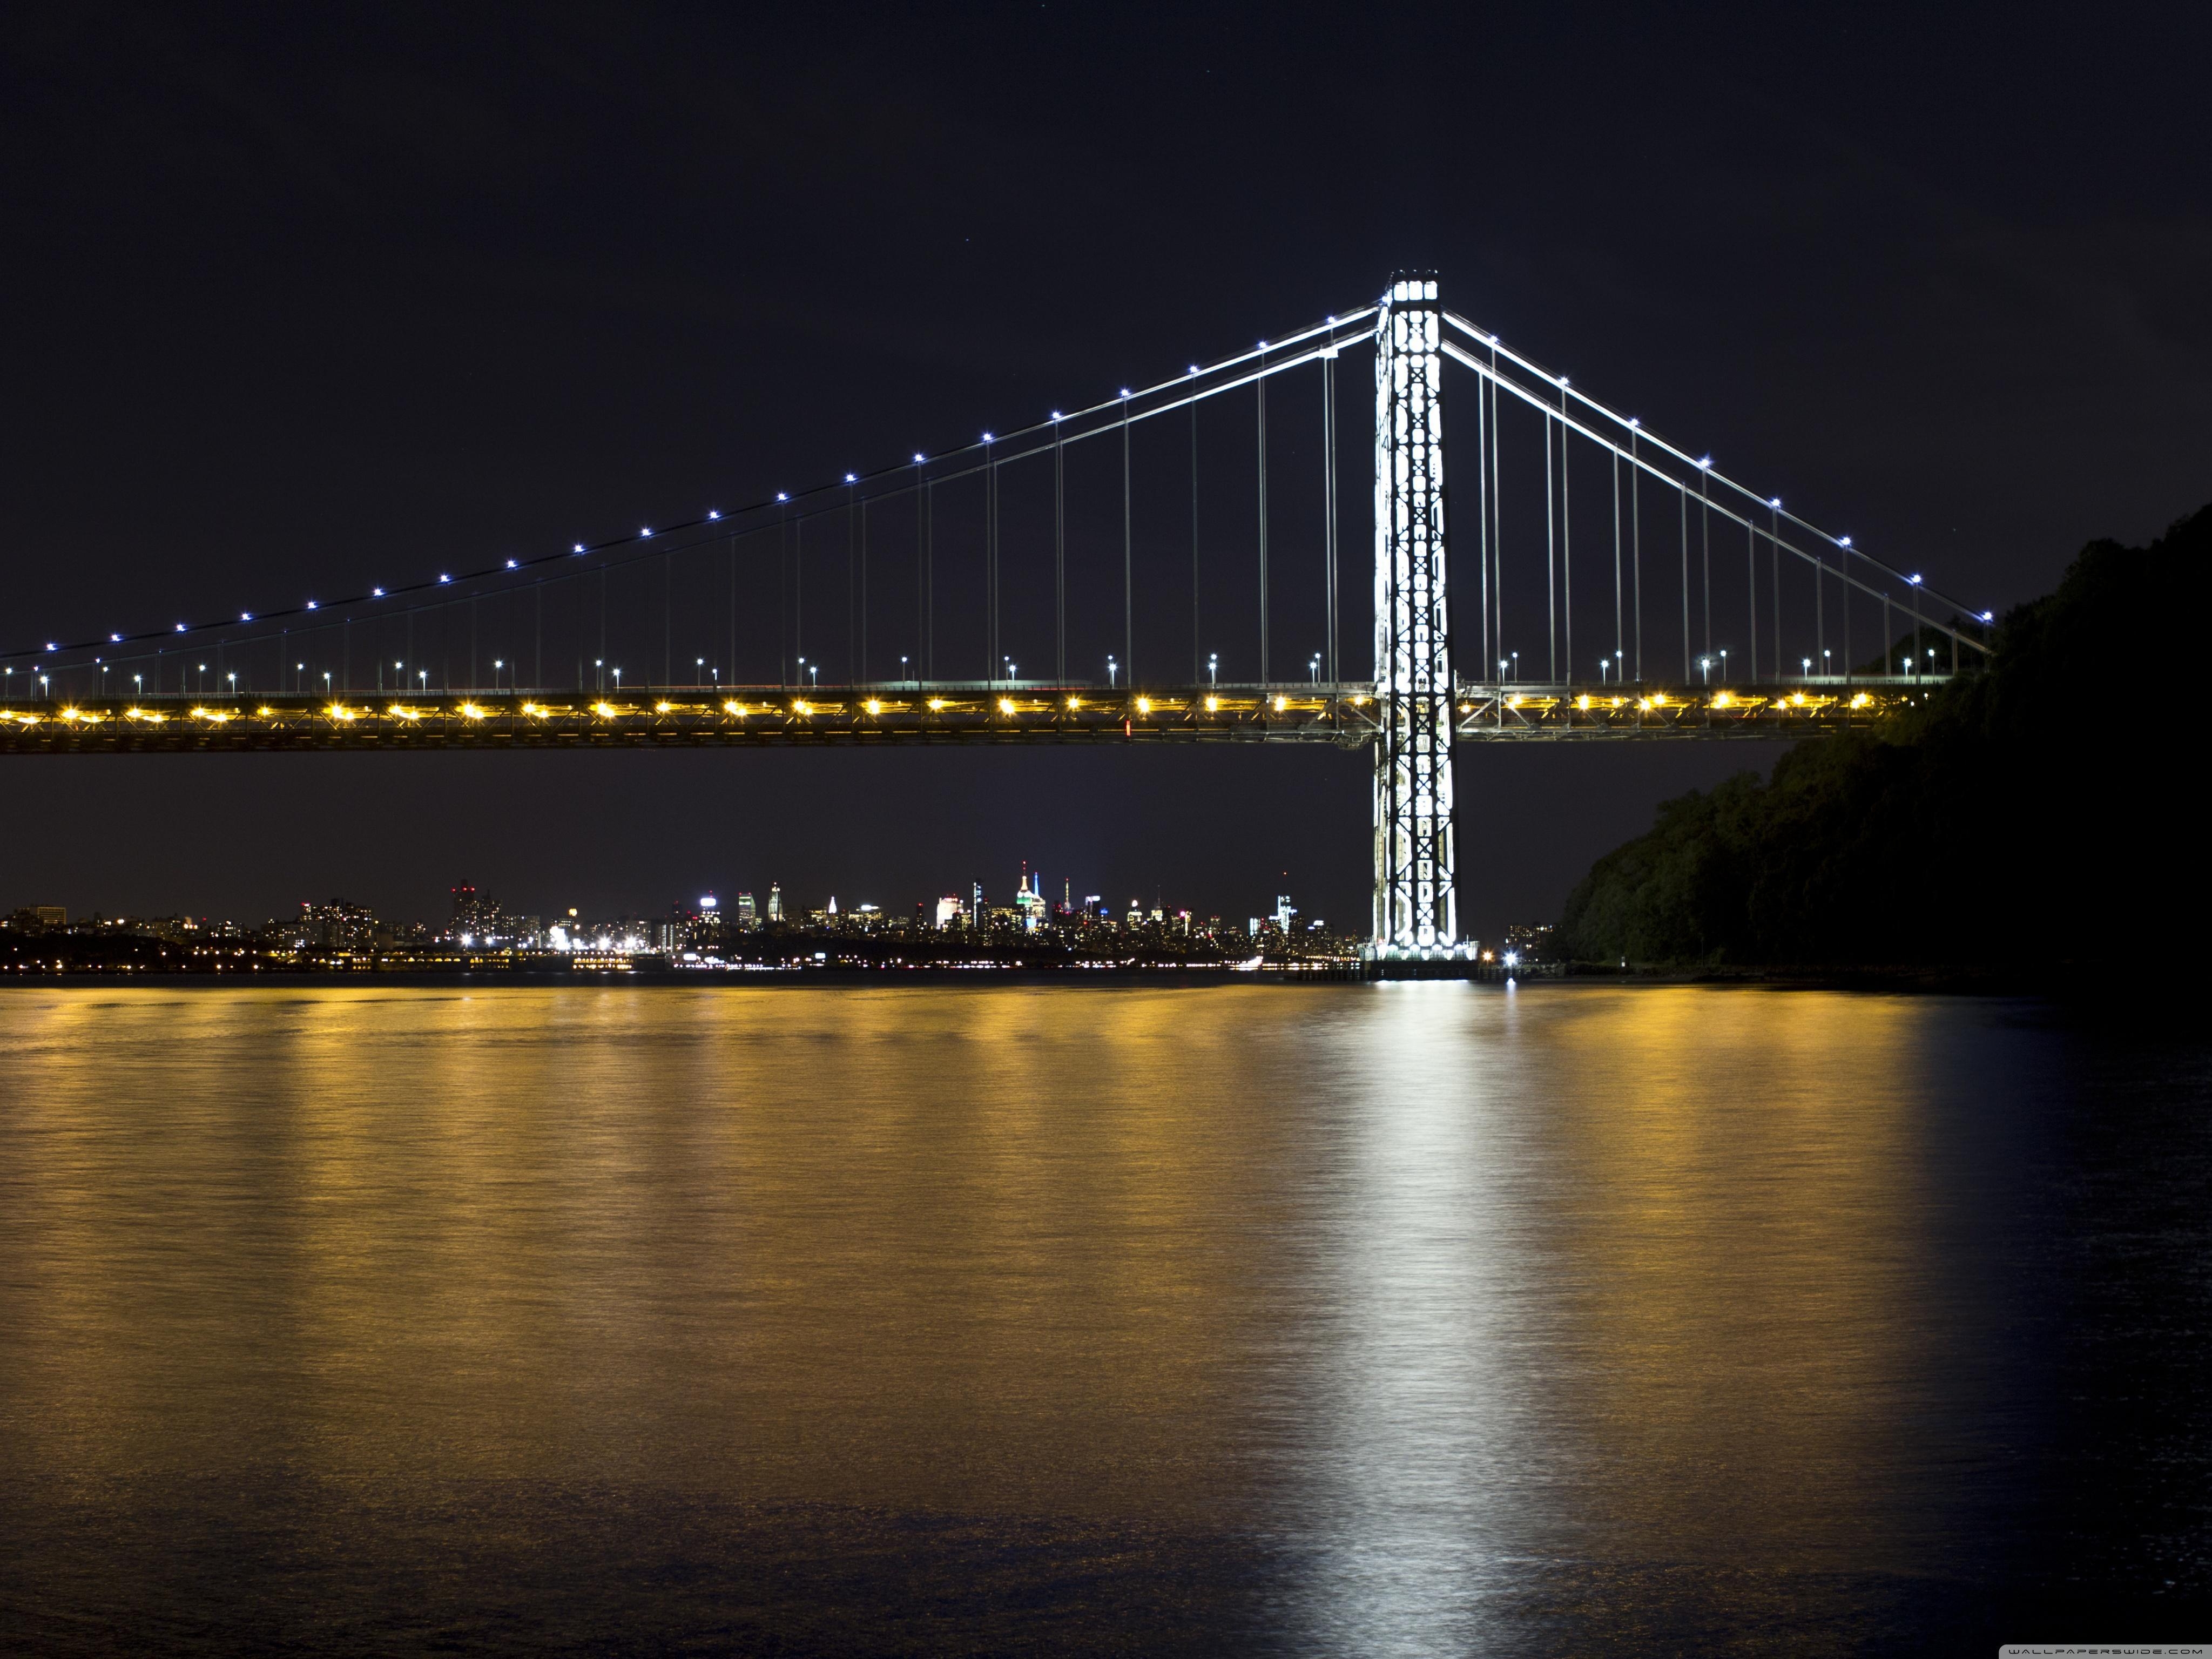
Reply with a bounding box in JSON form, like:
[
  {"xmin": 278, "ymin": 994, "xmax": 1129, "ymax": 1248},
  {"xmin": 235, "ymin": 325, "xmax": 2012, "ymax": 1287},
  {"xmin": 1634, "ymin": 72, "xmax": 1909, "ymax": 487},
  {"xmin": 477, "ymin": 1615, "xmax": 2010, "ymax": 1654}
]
[{"xmin": 1, "ymin": 984, "xmax": 2205, "ymax": 1654}]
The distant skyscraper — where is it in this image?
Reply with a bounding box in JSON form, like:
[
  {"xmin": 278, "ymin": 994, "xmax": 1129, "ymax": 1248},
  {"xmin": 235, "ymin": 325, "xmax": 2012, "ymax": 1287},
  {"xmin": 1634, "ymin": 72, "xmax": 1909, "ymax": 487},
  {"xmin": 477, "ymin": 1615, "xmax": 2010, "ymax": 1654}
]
[
  {"xmin": 766, "ymin": 882, "xmax": 783, "ymax": 922},
  {"xmin": 736, "ymin": 892, "xmax": 757, "ymax": 926}
]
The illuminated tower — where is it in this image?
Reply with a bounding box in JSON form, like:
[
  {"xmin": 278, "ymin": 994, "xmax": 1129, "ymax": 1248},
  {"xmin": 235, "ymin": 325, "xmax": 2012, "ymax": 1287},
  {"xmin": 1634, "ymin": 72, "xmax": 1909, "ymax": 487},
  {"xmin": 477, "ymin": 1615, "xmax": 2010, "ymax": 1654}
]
[{"xmin": 1371, "ymin": 274, "xmax": 1459, "ymax": 956}]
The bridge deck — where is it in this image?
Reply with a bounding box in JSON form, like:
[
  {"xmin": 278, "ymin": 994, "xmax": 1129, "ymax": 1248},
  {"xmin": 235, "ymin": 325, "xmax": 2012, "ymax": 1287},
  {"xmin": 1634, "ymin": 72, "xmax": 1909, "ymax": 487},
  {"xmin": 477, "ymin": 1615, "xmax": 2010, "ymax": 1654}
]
[{"xmin": 0, "ymin": 678, "xmax": 1953, "ymax": 753}]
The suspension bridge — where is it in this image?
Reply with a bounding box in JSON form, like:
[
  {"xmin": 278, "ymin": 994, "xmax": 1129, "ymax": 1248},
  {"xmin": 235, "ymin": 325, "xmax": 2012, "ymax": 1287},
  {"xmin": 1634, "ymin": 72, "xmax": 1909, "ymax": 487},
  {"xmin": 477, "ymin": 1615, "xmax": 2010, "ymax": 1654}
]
[{"xmin": 0, "ymin": 275, "xmax": 1991, "ymax": 959}]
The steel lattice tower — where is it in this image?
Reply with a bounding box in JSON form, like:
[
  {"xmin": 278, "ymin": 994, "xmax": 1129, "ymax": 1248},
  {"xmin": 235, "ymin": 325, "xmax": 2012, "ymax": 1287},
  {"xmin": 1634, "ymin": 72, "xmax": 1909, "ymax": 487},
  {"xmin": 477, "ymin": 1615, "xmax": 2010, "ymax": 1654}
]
[{"xmin": 1371, "ymin": 275, "xmax": 1459, "ymax": 957}]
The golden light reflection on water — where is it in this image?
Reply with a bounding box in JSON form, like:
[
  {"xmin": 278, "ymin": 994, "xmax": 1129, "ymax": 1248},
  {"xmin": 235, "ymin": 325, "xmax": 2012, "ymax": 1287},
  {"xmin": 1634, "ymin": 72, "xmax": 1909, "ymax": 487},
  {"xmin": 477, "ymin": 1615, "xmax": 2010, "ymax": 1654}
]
[{"xmin": 0, "ymin": 982, "xmax": 2001, "ymax": 1645}]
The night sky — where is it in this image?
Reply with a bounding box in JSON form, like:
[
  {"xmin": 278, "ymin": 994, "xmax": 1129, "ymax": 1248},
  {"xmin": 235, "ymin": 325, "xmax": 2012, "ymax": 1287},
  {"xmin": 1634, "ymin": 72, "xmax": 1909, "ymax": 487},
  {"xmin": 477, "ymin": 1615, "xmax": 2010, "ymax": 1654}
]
[{"xmin": 3, "ymin": 2, "xmax": 2205, "ymax": 936}]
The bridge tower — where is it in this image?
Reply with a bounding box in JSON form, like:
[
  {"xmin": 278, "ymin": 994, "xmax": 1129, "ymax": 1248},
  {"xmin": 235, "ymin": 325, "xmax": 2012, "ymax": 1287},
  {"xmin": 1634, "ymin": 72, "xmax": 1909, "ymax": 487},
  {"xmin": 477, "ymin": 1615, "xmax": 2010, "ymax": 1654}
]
[{"xmin": 1370, "ymin": 274, "xmax": 1460, "ymax": 958}]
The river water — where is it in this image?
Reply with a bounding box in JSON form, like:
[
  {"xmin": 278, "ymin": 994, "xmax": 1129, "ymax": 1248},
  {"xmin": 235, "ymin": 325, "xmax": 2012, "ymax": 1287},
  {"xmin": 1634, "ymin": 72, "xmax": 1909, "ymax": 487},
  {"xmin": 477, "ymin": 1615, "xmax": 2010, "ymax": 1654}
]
[{"xmin": 1, "ymin": 983, "xmax": 2204, "ymax": 1654}]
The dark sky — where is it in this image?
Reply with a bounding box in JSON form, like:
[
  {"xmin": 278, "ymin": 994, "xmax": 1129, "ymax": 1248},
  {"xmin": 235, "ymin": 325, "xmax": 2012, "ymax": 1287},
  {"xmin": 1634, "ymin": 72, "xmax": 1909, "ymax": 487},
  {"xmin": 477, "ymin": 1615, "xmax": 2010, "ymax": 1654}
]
[{"xmin": 3, "ymin": 1, "xmax": 2206, "ymax": 936}]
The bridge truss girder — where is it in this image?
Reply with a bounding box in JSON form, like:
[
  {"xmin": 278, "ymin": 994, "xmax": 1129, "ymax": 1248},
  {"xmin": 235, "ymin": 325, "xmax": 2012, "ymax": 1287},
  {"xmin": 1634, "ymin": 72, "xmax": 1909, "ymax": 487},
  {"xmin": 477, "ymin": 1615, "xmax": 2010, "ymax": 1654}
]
[{"xmin": 0, "ymin": 680, "xmax": 1946, "ymax": 753}]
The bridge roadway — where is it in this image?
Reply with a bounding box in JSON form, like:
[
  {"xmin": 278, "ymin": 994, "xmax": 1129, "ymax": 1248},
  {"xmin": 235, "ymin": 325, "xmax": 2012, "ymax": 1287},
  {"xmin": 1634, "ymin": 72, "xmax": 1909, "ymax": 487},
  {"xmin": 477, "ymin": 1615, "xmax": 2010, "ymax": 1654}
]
[{"xmin": 0, "ymin": 677, "xmax": 1951, "ymax": 753}]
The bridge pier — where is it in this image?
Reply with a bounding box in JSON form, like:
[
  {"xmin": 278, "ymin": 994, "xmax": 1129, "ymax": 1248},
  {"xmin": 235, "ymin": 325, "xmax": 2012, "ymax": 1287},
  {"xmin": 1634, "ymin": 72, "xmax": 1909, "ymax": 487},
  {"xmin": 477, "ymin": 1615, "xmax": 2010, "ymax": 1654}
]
[{"xmin": 1369, "ymin": 275, "xmax": 1465, "ymax": 960}]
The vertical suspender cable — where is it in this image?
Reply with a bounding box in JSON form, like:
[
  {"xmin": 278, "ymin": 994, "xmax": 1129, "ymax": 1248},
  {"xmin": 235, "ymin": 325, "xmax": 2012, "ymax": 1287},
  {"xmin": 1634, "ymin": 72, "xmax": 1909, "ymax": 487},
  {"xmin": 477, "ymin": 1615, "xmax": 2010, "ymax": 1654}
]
[
  {"xmin": 794, "ymin": 519, "xmax": 803, "ymax": 680},
  {"xmin": 915, "ymin": 457, "xmax": 926, "ymax": 685},
  {"xmin": 779, "ymin": 503, "xmax": 790, "ymax": 687},
  {"xmin": 860, "ymin": 496, "xmax": 869, "ymax": 687},
  {"xmin": 1475, "ymin": 350, "xmax": 1489, "ymax": 679},
  {"xmin": 925, "ymin": 478, "xmax": 935, "ymax": 682},
  {"xmin": 1631, "ymin": 428, "xmax": 1642, "ymax": 682},
  {"xmin": 1769, "ymin": 508, "xmax": 1781, "ymax": 686},
  {"xmin": 1679, "ymin": 485, "xmax": 1690, "ymax": 680},
  {"xmin": 1545, "ymin": 409, "xmax": 1556, "ymax": 681},
  {"xmin": 1562, "ymin": 394, "xmax": 1573, "ymax": 681},
  {"xmin": 469, "ymin": 597, "xmax": 477, "ymax": 690},
  {"xmin": 1324, "ymin": 347, "xmax": 1339, "ymax": 685},
  {"xmin": 1910, "ymin": 575, "xmax": 1924, "ymax": 675},
  {"xmin": 1815, "ymin": 543, "xmax": 1825, "ymax": 678},
  {"xmin": 1700, "ymin": 472, "xmax": 1711, "ymax": 662},
  {"xmin": 1122, "ymin": 394, "xmax": 1132, "ymax": 687},
  {"xmin": 1257, "ymin": 358, "xmax": 1269, "ymax": 684},
  {"xmin": 1746, "ymin": 520, "xmax": 1757, "ymax": 682},
  {"xmin": 847, "ymin": 481, "xmax": 857, "ymax": 688},
  {"xmin": 1066, "ymin": 422, "xmax": 1075, "ymax": 694},
  {"xmin": 1611, "ymin": 452, "xmax": 1623, "ymax": 677},
  {"xmin": 1491, "ymin": 362, "xmax": 1503, "ymax": 682},
  {"xmin": 1189, "ymin": 402, "xmax": 1200, "ymax": 682},
  {"xmin": 986, "ymin": 440, "xmax": 998, "ymax": 683},
  {"xmin": 726, "ymin": 531, "xmax": 736, "ymax": 690},
  {"xmin": 663, "ymin": 549, "xmax": 671, "ymax": 688}
]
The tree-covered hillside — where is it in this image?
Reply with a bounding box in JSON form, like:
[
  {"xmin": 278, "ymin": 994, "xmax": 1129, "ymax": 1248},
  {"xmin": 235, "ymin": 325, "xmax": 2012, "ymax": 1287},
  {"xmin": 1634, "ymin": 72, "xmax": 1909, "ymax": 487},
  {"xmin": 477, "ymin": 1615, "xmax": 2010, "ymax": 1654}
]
[{"xmin": 1559, "ymin": 503, "xmax": 2212, "ymax": 971}]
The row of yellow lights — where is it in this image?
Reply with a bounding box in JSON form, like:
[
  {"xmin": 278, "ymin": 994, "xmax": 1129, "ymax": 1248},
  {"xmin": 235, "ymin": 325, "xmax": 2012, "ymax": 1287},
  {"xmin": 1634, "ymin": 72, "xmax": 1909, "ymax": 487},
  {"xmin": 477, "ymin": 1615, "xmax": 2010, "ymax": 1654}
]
[
  {"xmin": 1456, "ymin": 689, "xmax": 1888, "ymax": 716},
  {"xmin": 8, "ymin": 690, "xmax": 1886, "ymax": 730}
]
